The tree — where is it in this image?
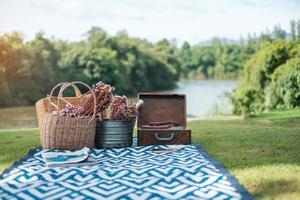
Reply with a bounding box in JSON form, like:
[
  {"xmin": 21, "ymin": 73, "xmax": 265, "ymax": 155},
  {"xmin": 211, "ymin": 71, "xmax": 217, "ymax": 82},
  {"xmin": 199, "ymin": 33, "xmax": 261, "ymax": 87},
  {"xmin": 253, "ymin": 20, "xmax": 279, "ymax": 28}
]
[
  {"xmin": 22, "ymin": 33, "xmax": 61, "ymax": 102},
  {"xmin": 297, "ymin": 20, "xmax": 300, "ymax": 40},
  {"xmin": 0, "ymin": 32, "xmax": 29, "ymax": 106},
  {"xmin": 259, "ymin": 30, "xmax": 272, "ymax": 43},
  {"xmin": 290, "ymin": 20, "xmax": 296, "ymax": 40},
  {"xmin": 177, "ymin": 41, "xmax": 195, "ymax": 78},
  {"xmin": 59, "ymin": 27, "xmax": 179, "ymax": 95},
  {"xmin": 272, "ymin": 25, "xmax": 287, "ymax": 39}
]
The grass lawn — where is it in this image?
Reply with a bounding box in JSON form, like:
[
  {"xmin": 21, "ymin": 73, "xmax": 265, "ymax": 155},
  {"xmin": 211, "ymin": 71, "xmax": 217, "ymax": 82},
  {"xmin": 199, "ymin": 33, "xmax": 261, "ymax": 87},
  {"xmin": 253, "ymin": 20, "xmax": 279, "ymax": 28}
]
[
  {"xmin": 1, "ymin": 110, "xmax": 300, "ymax": 200},
  {"xmin": 0, "ymin": 128, "xmax": 40, "ymax": 172}
]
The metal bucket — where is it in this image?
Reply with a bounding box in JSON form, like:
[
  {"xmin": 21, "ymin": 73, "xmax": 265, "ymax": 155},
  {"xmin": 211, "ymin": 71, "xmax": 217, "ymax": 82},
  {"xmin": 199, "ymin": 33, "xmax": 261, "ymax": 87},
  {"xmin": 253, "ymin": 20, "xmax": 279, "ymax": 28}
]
[{"xmin": 95, "ymin": 120, "xmax": 134, "ymax": 149}]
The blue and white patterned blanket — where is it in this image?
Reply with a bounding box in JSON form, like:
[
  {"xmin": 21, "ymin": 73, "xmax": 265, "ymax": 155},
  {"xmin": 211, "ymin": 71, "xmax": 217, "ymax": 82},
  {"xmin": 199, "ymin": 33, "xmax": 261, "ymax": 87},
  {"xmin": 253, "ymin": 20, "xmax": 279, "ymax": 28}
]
[{"xmin": 0, "ymin": 145, "xmax": 253, "ymax": 200}]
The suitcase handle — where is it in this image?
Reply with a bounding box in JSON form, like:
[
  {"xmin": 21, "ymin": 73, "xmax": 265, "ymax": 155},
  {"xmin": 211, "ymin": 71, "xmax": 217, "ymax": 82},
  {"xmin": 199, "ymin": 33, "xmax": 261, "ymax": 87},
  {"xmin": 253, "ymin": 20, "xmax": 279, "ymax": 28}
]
[{"xmin": 154, "ymin": 133, "xmax": 175, "ymax": 141}]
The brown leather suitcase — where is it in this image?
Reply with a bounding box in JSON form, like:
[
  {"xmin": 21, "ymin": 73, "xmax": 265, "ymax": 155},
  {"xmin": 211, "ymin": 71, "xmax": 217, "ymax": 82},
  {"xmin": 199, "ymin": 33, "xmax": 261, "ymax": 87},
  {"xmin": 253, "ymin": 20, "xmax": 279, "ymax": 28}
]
[{"xmin": 137, "ymin": 93, "xmax": 192, "ymax": 146}]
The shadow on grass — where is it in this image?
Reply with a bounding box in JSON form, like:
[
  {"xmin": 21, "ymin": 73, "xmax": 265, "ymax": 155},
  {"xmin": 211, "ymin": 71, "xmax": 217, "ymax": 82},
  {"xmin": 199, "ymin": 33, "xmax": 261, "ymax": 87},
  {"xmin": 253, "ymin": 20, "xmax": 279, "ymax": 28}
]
[{"xmin": 252, "ymin": 179, "xmax": 298, "ymax": 199}]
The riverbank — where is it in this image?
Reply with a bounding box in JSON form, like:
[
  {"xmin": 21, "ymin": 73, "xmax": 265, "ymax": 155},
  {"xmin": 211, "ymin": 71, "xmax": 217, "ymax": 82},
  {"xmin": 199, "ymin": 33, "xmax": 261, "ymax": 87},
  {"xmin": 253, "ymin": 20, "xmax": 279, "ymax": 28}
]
[
  {"xmin": 1, "ymin": 109, "xmax": 300, "ymax": 199},
  {"xmin": 0, "ymin": 80, "xmax": 240, "ymax": 129}
]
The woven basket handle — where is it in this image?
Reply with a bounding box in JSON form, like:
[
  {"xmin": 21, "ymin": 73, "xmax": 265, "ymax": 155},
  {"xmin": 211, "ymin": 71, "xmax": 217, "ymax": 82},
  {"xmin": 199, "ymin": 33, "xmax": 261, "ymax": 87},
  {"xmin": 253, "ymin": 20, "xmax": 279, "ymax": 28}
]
[
  {"xmin": 59, "ymin": 82, "xmax": 82, "ymax": 97},
  {"xmin": 48, "ymin": 82, "xmax": 83, "ymax": 108},
  {"xmin": 49, "ymin": 81, "xmax": 97, "ymax": 122},
  {"xmin": 48, "ymin": 83, "xmax": 73, "ymax": 110}
]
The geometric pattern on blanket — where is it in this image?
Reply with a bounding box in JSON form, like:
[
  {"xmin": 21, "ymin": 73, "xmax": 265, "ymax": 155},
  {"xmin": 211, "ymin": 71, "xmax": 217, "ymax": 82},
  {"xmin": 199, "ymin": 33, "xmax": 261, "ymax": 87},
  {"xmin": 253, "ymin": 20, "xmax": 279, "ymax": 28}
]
[{"xmin": 0, "ymin": 145, "xmax": 253, "ymax": 200}]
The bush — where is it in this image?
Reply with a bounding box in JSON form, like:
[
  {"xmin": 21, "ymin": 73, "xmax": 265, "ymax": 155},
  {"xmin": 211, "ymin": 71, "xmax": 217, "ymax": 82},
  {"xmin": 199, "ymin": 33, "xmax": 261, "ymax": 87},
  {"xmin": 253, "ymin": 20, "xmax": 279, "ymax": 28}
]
[
  {"xmin": 271, "ymin": 57, "xmax": 300, "ymax": 109},
  {"xmin": 232, "ymin": 39, "xmax": 300, "ymax": 116},
  {"xmin": 231, "ymin": 84, "xmax": 264, "ymax": 116}
]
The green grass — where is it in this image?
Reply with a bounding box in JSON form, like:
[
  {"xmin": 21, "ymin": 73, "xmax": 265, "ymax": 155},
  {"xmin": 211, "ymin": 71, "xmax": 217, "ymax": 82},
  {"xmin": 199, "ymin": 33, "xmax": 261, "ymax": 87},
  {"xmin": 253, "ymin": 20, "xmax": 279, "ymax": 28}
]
[
  {"xmin": 189, "ymin": 110, "xmax": 300, "ymax": 200},
  {"xmin": 1, "ymin": 110, "xmax": 300, "ymax": 199},
  {"xmin": 0, "ymin": 128, "xmax": 40, "ymax": 172}
]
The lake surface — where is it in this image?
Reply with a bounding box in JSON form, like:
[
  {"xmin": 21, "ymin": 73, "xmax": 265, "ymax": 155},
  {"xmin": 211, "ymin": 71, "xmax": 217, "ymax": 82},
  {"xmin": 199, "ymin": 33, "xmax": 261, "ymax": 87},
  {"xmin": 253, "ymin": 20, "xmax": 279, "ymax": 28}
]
[
  {"xmin": 173, "ymin": 80, "xmax": 239, "ymax": 117},
  {"xmin": 0, "ymin": 80, "xmax": 239, "ymax": 129}
]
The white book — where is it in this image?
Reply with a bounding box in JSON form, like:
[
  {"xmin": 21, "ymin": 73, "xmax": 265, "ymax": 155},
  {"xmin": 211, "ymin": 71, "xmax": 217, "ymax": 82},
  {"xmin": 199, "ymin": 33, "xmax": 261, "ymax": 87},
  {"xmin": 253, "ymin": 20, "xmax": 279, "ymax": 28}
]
[
  {"xmin": 42, "ymin": 147, "xmax": 97, "ymax": 167},
  {"xmin": 46, "ymin": 157, "xmax": 97, "ymax": 167}
]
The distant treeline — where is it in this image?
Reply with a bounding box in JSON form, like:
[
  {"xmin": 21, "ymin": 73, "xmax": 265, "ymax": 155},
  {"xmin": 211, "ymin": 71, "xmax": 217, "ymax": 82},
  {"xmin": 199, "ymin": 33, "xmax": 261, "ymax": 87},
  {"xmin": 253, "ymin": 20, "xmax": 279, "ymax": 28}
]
[
  {"xmin": 1, "ymin": 20, "xmax": 300, "ymax": 108},
  {"xmin": 1, "ymin": 28, "xmax": 180, "ymax": 107}
]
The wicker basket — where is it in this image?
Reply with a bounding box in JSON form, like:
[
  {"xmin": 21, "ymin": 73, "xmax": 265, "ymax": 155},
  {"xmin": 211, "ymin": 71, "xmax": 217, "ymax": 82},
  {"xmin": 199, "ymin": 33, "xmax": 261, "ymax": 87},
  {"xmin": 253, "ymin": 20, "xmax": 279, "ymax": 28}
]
[
  {"xmin": 40, "ymin": 81, "xmax": 97, "ymax": 150},
  {"xmin": 35, "ymin": 82, "xmax": 91, "ymax": 135}
]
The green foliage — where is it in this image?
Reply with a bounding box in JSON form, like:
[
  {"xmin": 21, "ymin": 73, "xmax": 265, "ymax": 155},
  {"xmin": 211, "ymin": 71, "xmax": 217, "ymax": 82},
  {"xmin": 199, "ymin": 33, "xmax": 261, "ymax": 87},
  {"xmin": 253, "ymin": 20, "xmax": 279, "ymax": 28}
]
[
  {"xmin": 290, "ymin": 20, "xmax": 297, "ymax": 40},
  {"xmin": 0, "ymin": 22, "xmax": 299, "ymax": 109},
  {"xmin": 0, "ymin": 28, "xmax": 179, "ymax": 107},
  {"xmin": 24, "ymin": 33, "xmax": 61, "ymax": 102},
  {"xmin": 177, "ymin": 38, "xmax": 256, "ymax": 79},
  {"xmin": 232, "ymin": 39, "xmax": 300, "ymax": 116},
  {"xmin": 297, "ymin": 20, "xmax": 300, "ymax": 40},
  {"xmin": 271, "ymin": 25, "xmax": 287, "ymax": 39},
  {"xmin": 0, "ymin": 32, "xmax": 30, "ymax": 106},
  {"xmin": 231, "ymin": 84, "xmax": 264, "ymax": 116},
  {"xmin": 271, "ymin": 57, "xmax": 300, "ymax": 109},
  {"xmin": 0, "ymin": 33, "xmax": 61, "ymax": 106}
]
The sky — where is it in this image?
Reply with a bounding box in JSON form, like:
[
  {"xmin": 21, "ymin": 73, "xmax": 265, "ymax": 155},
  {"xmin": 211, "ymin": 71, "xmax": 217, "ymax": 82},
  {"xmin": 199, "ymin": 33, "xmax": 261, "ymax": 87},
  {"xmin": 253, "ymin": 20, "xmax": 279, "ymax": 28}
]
[{"xmin": 0, "ymin": 0, "xmax": 300, "ymax": 44}]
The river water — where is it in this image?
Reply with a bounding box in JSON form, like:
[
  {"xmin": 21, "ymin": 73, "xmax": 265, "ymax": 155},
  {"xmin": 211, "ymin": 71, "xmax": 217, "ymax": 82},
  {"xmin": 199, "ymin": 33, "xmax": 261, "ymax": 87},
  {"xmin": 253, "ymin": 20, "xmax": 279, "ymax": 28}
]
[
  {"xmin": 173, "ymin": 80, "xmax": 239, "ymax": 117},
  {"xmin": 0, "ymin": 80, "xmax": 239, "ymax": 129}
]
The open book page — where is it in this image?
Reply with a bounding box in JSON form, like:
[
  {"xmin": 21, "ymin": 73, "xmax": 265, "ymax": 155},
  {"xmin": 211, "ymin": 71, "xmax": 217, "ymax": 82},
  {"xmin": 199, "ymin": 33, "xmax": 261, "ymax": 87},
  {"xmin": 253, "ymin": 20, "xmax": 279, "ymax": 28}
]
[{"xmin": 42, "ymin": 147, "xmax": 90, "ymax": 166}]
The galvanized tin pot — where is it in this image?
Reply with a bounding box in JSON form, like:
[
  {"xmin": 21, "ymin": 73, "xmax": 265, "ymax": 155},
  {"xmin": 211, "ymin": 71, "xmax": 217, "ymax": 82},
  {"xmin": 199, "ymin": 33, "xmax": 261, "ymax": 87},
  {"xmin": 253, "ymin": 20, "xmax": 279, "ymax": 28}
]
[{"xmin": 94, "ymin": 120, "xmax": 134, "ymax": 149}]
